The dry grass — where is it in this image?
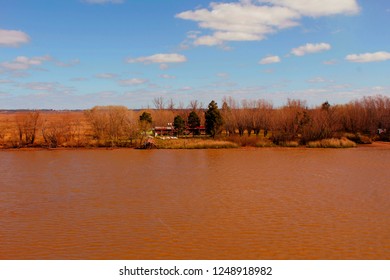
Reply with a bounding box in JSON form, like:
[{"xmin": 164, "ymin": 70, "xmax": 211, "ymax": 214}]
[
  {"xmin": 278, "ymin": 141, "xmax": 300, "ymax": 147},
  {"xmin": 0, "ymin": 111, "xmax": 90, "ymax": 148},
  {"xmin": 226, "ymin": 135, "xmax": 274, "ymax": 147},
  {"xmin": 307, "ymin": 138, "xmax": 357, "ymax": 148},
  {"xmin": 155, "ymin": 138, "xmax": 238, "ymax": 149}
]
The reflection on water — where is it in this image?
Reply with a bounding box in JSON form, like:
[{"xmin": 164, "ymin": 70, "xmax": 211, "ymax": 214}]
[{"xmin": 0, "ymin": 147, "xmax": 389, "ymax": 259}]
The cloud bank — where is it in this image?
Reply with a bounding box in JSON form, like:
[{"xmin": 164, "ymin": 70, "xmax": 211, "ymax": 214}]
[
  {"xmin": 345, "ymin": 51, "xmax": 390, "ymax": 63},
  {"xmin": 176, "ymin": 0, "xmax": 360, "ymax": 46}
]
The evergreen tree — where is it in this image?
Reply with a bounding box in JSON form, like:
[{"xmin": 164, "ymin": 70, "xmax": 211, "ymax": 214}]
[
  {"xmin": 205, "ymin": 100, "xmax": 223, "ymax": 138},
  {"xmin": 187, "ymin": 111, "xmax": 201, "ymax": 135},
  {"xmin": 173, "ymin": 115, "xmax": 185, "ymax": 136},
  {"xmin": 139, "ymin": 111, "xmax": 153, "ymax": 140},
  {"xmin": 139, "ymin": 111, "xmax": 152, "ymax": 123}
]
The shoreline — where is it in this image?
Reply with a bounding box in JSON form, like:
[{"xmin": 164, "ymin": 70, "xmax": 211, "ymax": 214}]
[{"xmin": 1, "ymin": 141, "xmax": 390, "ymax": 151}]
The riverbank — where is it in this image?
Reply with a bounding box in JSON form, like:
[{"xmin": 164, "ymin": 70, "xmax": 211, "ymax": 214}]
[{"xmin": 1, "ymin": 140, "xmax": 390, "ymax": 151}]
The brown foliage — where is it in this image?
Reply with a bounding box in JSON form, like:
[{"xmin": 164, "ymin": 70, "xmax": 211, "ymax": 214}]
[
  {"xmin": 0, "ymin": 95, "xmax": 389, "ymax": 149},
  {"xmin": 15, "ymin": 111, "xmax": 41, "ymax": 146}
]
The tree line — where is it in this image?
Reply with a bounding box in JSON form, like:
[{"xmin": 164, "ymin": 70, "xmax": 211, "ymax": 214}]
[{"xmin": 0, "ymin": 95, "xmax": 389, "ymax": 148}]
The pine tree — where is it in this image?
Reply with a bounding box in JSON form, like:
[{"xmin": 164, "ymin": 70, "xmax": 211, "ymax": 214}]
[
  {"xmin": 187, "ymin": 111, "xmax": 201, "ymax": 136},
  {"xmin": 205, "ymin": 100, "xmax": 223, "ymax": 138},
  {"xmin": 173, "ymin": 115, "xmax": 185, "ymax": 136}
]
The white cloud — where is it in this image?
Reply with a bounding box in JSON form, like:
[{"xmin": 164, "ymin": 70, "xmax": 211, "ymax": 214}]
[
  {"xmin": 259, "ymin": 55, "xmax": 281, "ymax": 64},
  {"xmin": 82, "ymin": 0, "xmax": 123, "ymax": 4},
  {"xmin": 160, "ymin": 74, "xmax": 176, "ymax": 79},
  {"xmin": 127, "ymin": 53, "xmax": 187, "ymax": 64},
  {"xmin": 261, "ymin": 0, "xmax": 360, "ymax": 17},
  {"xmin": 95, "ymin": 73, "xmax": 117, "ymax": 79},
  {"xmin": 1, "ymin": 55, "xmax": 52, "ymax": 71},
  {"xmin": 0, "ymin": 29, "xmax": 30, "ymax": 47},
  {"xmin": 176, "ymin": 0, "xmax": 360, "ymax": 46},
  {"xmin": 291, "ymin": 43, "xmax": 331, "ymax": 56},
  {"xmin": 119, "ymin": 78, "xmax": 148, "ymax": 86},
  {"xmin": 345, "ymin": 52, "xmax": 390, "ymax": 63},
  {"xmin": 176, "ymin": 1, "xmax": 300, "ymax": 46},
  {"xmin": 1, "ymin": 55, "xmax": 79, "ymax": 72},
  {"xmin": 20, "ymin": 82, "xmax": 75, "ymax": 96}
]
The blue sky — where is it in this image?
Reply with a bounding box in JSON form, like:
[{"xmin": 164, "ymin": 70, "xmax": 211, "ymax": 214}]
[{"xmin": 1, "ymin": 0, "xmax": 389, "ymax": 109}]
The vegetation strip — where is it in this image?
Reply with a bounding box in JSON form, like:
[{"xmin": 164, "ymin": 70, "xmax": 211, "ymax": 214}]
[{"xmin": 0, "ymin": 95, "xmax": 389, "ymax": 149}]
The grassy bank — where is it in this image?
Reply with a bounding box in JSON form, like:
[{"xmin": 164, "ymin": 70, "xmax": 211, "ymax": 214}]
[
  {"xmin": 155, "ymin": 138, "xmax": 238, "ymax": 149},
  {"xmin": 154, "ymin": 136, "xmax": 359, "ymax": 149}
]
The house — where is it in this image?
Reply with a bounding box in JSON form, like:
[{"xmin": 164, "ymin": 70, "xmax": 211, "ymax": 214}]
[
  {"xmin": 153, "ymin": 123, "xmax": 207, "ymax": 137},
  {"xmin": 154, "ymin": 123, "xmax": 174, "ymax": 136}
]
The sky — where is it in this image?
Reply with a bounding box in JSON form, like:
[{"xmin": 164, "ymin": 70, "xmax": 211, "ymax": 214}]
[{"xmin": 1, "ymin": 0, "xmax": 390, "ymax": 109}]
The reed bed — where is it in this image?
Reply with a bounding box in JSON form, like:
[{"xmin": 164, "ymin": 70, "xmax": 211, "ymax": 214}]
[
  {"xmin": 155, "ymin": 138, "xmax": 238, "ymax": 149},
  {"xmin": 307, "ymin": 138, "xmax": 357, "ymax": 148}
]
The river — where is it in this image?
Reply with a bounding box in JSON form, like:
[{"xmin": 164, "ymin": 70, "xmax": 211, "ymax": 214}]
[{"xmin": 1, "ymin": 146, "xmax": 389, "ymax": 259}]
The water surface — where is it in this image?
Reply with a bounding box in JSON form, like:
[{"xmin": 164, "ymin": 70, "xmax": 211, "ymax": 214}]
[{"xmin": 1, "ymin": 147, "xmax": 389, "ymax": 259}]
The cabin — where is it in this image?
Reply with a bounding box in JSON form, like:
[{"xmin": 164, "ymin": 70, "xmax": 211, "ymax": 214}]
[
  {"xmin": 154, "ymin": 123, "xmax": 174, "ymax": 136},
  {"xmin": 153, "ymin": 123, "xmax": 206, "ymax": 137}
]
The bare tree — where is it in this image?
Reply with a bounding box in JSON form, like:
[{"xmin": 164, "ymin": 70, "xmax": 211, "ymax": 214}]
[
  {"xmin": 85, "ymin": 106, "xmax": 136, "ymax": 146},
  {"xmin": 153, "ymin": 96, "xmax": 165, "ymax": 110},
  {"xmin": 15, "ymin": 111, "xmax": 41, "ymax": 146}
]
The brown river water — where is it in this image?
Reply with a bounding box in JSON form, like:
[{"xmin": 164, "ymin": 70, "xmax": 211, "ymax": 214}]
[{"xmin": 1, "ymin": 145, "xmax": 389, "ymax": 259}]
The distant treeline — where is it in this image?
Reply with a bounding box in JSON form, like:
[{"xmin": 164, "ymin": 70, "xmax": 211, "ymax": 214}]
[{"xmin": 0, "ymin": 95, "xmax": 389, "ymax": 149}]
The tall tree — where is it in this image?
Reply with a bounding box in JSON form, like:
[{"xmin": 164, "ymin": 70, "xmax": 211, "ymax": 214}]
[
  {"xmin": 187, "ymin": 111, "xmax": 201, "ymax": 136},
  {"xmin": 205, "ymin": 100, "xmax": 223, "ymax": 138},
  {"xmin": 173, "ymin": 115, "xmax": 185, "ymax": 136}
]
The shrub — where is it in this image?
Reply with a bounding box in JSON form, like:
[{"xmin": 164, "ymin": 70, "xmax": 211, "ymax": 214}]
[{"xmin": 307, "ymin": 138, "xmax": 357, "ymax": 148}]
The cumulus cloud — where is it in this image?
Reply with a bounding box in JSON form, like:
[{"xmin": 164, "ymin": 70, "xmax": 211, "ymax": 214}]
[
  {"xmin": 291, "ymin": 43, "xmax": 331, "ymax": 56},
  {"xmin": 1, "ymin": 55, "xmax": 52, "ymax": 71},
  {"xmin": 119, "ymin": 78, "xmax": 148, "ymax": 86},
  {"xmin": 260, "ymin": 0, "xmax": 360, "ymax": 17},
  {"xmin": 0, "ymin": 29, "xmax": 30, "ymax": 47},
  {"xmin": 345, "ymin": 52, "xmax": 390, "ymax": 63},
  {"xmin": 127, "ymin": 53, "xmax": 187, "ymax": 64},
  {"xmin": 176, "ymin": 0, "xmax": 360, "ymax": 46},
  {"xmin": 259, "ymin": 55, "xmax": 281, "ymax": 64},
  {"xmin": 176, "ymin": 1, "xmax": 300, "ymax": 46}
]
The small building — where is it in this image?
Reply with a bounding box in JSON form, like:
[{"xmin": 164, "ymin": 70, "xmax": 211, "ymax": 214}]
[{"xmin": 154, "ymin": 125, "xmax": 174, "ymax": 136}]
